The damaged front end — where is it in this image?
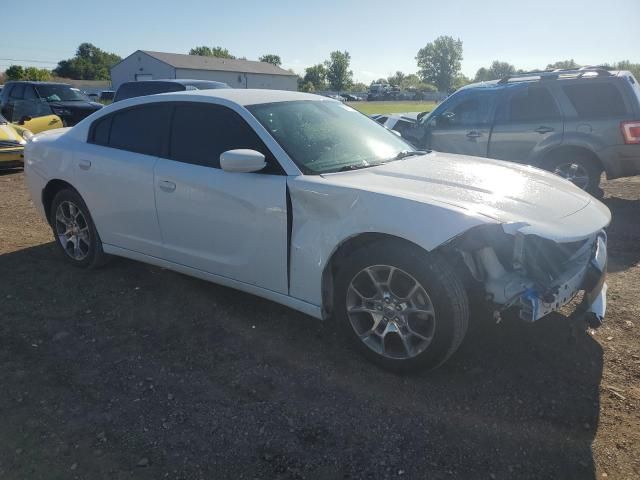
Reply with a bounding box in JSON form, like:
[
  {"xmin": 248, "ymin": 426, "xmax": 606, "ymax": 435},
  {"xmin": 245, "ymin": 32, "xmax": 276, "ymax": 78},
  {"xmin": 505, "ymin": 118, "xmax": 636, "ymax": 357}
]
[{"xmin": 451, "ymin": 224, "xmax": 608, "ymax": 327}]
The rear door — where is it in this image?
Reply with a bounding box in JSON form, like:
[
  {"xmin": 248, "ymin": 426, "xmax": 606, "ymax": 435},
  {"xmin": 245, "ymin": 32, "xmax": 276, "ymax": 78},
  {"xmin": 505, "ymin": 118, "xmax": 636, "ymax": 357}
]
[
  {"xmin": 153, "ymin": 102, "xmax": 289, "ymax": 294},
  {"xmin": 489, "ymin": 84, "xmax": 564, "ymax": 163},
  {"xmin": 77, "ymin": 103, "xmax": 170, "ymax": 257},
  {"xmin": 423, "ymin": 89, "xmax": 498, "ymax": 157}
]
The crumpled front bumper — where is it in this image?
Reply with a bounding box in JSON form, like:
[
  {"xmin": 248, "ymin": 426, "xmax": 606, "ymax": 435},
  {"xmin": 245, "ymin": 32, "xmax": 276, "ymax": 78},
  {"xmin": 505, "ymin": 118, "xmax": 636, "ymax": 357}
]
[{"xmin": 518, "ymin": 232, "xmax": 608, "ymax": 325}]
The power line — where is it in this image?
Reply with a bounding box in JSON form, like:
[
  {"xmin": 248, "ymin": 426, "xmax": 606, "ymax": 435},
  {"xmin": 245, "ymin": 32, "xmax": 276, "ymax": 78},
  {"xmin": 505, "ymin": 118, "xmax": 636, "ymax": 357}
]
[{"xmin": 0, "ymin": 58, "xmax": 58, "ymax": 65}]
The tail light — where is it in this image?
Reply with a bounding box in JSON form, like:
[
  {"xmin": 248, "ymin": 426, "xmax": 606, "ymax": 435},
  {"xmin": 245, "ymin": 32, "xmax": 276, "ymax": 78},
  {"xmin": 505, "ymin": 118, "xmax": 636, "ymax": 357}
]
[{"xmin": 621, "ymin": 121, "xmax": 640, "ymax": 144}]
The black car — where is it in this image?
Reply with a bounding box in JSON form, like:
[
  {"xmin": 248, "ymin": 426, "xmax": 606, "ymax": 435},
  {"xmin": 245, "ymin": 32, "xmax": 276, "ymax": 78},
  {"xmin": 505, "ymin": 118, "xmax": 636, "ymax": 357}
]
[
  {"xmin": 113, "ymin": 79, "xmax": 230, "ymax": 103},
  {"xmin": 1, "ymin": 81, "xmax": 102, "ymax": 127}
]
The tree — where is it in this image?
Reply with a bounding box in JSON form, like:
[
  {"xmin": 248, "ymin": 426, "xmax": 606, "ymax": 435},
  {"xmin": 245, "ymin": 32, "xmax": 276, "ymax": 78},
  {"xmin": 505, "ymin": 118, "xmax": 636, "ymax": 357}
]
[
  {"xmin": 324, "ymin": 51, "xmax": 353, "ymax": 91},
  {"xmin": 416, "ymin": 36, "xmax": 463, "ymax": 92},
  {"xmin": 5, "ymin": 65, "xmax": 25, "ymax": 81},
  {"xmin": 349, "ymin": 82, "xmax": 368, "ymax": 92},
  {"xmin": 546, "ymin": 59, "xmax": 579, "ymax": 70},
  {"xmin": 612, "ymin": 60, "xmax": 640, "ymax": 80},
  {"xmin": 474, "ymin": 60, "xmax": 516, "ymax": 82},
  {"xmin": 24, "ymin": 67, "xmax": 52, "ymax": 81},
  {"xmin": 452, "ymin": 74, "xmax": 472, "ymax": 90},
  {"xmin": 189, "ymin": 46, "xmax": 235, "ymax": 59},
  {"xmin": 5, "ymin": 65, "xmax": 51, "ymax": 81},
  {"xmin": 303, "ymin": 64, "xmax": 327, "ymax": 90},
  {"xmin": 259, "ymin": 54, "xmax": 282, "ymax": 67},
  {"xmin": 53, "ymin": 43, "xmax": 121, "ymax": 80},
  {"xmin": 387, "ymin": 71, "xmax": 406, "ymax": 87}
]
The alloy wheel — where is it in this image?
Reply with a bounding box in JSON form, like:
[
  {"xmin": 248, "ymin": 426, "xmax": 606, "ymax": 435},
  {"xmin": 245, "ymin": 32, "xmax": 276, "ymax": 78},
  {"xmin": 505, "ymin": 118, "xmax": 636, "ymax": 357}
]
[
  {"xmin": 553, "ymin": 162, "xmax": 590, "ymax": 190},
  {"xmin": 346, "ymin": 265, "xmax": 436, "ymax": 360},
  {"xmin": 55, "ymin": 201, "xmax": 91, "ymax": 261}
]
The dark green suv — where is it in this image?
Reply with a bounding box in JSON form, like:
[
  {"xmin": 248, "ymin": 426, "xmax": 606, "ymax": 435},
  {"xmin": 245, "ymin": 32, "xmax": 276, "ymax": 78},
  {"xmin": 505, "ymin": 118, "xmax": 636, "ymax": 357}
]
[{"xmin": 391, "ymin": 68, "xmax": 640, "ymax": 195}]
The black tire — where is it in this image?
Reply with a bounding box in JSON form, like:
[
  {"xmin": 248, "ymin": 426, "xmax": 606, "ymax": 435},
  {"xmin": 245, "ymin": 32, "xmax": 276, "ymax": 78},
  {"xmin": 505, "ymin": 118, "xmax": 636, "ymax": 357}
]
[
  {"xmin": 49, "ymin": 188, "xmax": 107, "ymax": 269},
  {"xmin": 542, "ymin": 153, "xmax": 603, "ymax": 197},
  {"xmin": 333, "ymin": 240, "xmax": 469, "ymax": 372}
]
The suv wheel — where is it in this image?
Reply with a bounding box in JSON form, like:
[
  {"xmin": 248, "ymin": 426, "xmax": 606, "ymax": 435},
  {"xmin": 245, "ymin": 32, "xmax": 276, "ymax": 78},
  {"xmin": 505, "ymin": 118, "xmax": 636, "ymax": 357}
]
[
  {"xmin": 543, "ymin": 154, "xmax": 603, "ymax": 196},
  {"xmin": 333, "ymin": 241, "xmax": 469, "ymax": 372}
]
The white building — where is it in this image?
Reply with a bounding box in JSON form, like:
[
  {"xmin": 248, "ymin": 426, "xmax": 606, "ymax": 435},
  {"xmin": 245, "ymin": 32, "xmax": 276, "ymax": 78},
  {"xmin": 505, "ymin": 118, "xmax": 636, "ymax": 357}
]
[{"xmin": 110, "ymin": 50, "xmax": 298, "ymax": 91}]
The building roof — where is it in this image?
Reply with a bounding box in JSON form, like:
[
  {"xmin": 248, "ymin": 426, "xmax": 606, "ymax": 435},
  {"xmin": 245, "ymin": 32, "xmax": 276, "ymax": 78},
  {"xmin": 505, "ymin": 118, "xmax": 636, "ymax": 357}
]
[{"xmin": 139, "ymin": 50, "xmax": 296, "ymax": 77}]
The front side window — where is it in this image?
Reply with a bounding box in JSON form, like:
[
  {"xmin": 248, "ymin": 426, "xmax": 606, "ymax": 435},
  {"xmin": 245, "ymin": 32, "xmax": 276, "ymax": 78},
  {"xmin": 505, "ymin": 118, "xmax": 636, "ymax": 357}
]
[
  {"xmin": 563, "ymin": 82, "xmax": 629, "ymax": 118},
  {"xmin": 104, "ymin": 104, "xmax": 172, "ymax": 156},
  {"xmin": 430, "ymin": 90, "xmax": 497, "ymax": 127},
  {"xmin": 35, "ymin": 85, "xmax": 88, "ymax": 102},
  {"xmin": 248, "ymin": 100, "xmax": 414, "ymax": 174},
  {"xmin": 169, "ymin": 103, "xmax": 278, "ymax": 171}
]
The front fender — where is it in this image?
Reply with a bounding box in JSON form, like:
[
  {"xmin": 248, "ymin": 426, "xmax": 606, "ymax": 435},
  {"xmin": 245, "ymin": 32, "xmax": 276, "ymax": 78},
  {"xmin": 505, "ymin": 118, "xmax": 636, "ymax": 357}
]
[{"xmin": 286, "ymin": 176, "xmax": 492, "ymax": 306}]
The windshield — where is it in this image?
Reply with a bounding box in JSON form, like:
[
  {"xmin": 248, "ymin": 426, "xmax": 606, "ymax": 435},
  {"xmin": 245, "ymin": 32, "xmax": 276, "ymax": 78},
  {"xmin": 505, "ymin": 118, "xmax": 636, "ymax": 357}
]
[
  {"xmin": 35, "ymin": 85, "xmax": 89, "ymax": 102},
  {"xmin": 248, "ymin": 100, "xmax": 415, "ymax": 174}
]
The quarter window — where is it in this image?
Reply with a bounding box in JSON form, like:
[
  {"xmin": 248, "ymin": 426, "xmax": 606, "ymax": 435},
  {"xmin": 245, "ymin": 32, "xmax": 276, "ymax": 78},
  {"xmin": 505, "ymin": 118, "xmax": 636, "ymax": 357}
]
[
  {"xmin": 169, "ymin": 103, "xmax": 278, "ymax": 172},
  {"xmin": 563, "ymin": 83, "xmax": 628, "ymax": 118}
]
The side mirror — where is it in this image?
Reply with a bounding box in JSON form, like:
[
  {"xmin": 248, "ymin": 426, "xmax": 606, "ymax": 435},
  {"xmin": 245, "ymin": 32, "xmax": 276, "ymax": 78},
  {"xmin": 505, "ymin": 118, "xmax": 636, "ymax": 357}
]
[
  {"xmin": 220, "ymin": 149, "xmax": 267, "ymax": 173},
  {"xmin": 18, "ymin": 115, "xmax": 33, "ymax": 125}
]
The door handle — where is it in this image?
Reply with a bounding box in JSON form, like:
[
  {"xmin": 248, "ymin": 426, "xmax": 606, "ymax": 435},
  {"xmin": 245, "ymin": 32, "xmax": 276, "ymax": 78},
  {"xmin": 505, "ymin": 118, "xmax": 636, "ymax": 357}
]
[
  {"xmin": 158, "ymin": 180, "xmax": 176, "ymax": 192},
  {"xmin": 534, "ymin": 126, "xmax": 555, "ymax": 134},
  {"xmin": 466, "ymin": 131, "xmax": 482, "ymax": 138},
  {"xmin": 78, "ymin": 159, "xmax": 91, "ymax": 170}
]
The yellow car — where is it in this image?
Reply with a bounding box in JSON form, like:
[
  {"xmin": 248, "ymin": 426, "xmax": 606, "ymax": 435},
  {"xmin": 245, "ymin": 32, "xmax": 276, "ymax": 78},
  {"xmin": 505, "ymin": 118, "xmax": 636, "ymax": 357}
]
[{"xmin": 0, "ymin": 113, "xmax": 63, "ymax": 168}]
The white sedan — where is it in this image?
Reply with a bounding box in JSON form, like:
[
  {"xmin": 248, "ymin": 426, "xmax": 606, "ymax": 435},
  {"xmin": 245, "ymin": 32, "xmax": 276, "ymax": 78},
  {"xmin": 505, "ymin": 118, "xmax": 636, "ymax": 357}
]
[{"xmin": 24, "ymin": 89, "xmax": 610, "ymax": 371}]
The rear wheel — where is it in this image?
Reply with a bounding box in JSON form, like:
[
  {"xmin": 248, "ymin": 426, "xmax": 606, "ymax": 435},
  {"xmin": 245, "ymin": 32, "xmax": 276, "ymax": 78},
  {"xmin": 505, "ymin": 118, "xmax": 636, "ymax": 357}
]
[
  {"xmin": 333, "ymin": 241, "xmax": 469, "ymax": 371},
  {"xmin": 543, "ymin": 154, "xmax": 603, "ymax": 196},
  {"xmin": 50, "ymin": 189, "xmax": 107, "ymax": 268}
]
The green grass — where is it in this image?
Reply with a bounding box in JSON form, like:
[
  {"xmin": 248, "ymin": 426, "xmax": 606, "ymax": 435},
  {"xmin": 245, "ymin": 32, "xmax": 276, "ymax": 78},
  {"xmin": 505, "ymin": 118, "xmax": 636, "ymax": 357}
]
[{"xmin": 347, "ymin": 101, "xmax": 437, "ymax": 115}]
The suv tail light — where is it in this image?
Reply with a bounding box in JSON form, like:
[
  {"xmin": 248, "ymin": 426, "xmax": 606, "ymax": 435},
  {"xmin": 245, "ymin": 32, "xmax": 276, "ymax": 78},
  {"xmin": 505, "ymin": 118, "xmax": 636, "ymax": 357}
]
[{"xmin": 621, "ymin": 121, "xmax": 640, "ymax": 144}]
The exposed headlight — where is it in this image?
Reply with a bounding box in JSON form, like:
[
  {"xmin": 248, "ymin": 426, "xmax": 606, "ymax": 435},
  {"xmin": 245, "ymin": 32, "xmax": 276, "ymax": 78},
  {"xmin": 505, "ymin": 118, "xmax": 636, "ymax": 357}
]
[{"xmin": 21, "ymin": 129, "xmax": 34, "ymax": 140}]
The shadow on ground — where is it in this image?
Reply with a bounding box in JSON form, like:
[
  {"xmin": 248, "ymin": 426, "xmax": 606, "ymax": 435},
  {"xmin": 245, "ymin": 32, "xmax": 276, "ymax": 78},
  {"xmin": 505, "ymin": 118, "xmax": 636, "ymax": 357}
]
[
  {"xmin": 0, "ymin": 242, "xmax": 602, "ymax": 479},
  {"xmin": 602, "ymin": 196, "xmax": 640, "ymax": 273}
]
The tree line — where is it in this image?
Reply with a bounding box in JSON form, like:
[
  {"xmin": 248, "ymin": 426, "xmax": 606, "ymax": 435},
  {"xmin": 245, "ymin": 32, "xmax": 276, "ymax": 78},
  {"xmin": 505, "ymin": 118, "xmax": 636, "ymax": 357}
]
[{"xmin": 2, "ymin": 40, "xmax": 638, "ymax": 95}]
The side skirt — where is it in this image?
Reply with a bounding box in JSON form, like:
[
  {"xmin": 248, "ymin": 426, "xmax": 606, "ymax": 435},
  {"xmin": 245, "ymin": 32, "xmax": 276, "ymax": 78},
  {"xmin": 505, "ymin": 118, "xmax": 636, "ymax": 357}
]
[{"xmin": 102, "ymin": 244, "xmax": 323, "ymax": 320}]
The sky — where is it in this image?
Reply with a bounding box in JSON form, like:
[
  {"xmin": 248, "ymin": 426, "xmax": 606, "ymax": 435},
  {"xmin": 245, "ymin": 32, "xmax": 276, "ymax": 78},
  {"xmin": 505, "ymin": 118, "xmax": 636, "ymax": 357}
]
[{"xmin": 2, "ymin": 0, "xmax": 639, "ymax": 84}]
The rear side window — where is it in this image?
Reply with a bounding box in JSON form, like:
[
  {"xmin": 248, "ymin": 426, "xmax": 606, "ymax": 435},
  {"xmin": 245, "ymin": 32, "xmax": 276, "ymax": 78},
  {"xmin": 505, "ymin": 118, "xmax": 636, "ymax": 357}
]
[
  {"xmin": 506, "ymin": 86, "xmax": 561, "ymax": 122},
  {"xmin": 169, "ymin": 103, "xmax": 279, "ymax": 172},
  {"xmin": 115, "ymin": 82, "xmax": 184, "ymax": 102},
  {"xmin": 9, "ymin": 84, "xmax": 24, "ymax": 99},
  {"xmin": 104, "ymin": 104, "xmax": 172, "ymax": 156},
  {"xmin": 563, "ymin": 82, "xmax": 629, "ymax": 118}
]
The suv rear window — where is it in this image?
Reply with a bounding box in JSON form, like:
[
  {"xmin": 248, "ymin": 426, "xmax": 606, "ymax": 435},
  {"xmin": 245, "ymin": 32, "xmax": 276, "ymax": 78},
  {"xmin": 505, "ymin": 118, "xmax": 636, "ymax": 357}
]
[
  {"xmin": 114, "ymin": 82, "xmax": 185, "ymax": 102},
  {"xmin": 563, "ymin": 82, "xmax": 629, "ymax": 118}
]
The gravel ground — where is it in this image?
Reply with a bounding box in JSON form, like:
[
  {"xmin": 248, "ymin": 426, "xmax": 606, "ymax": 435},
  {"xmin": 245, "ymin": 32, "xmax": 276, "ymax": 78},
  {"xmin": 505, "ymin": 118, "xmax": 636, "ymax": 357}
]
[{"xmin": 0, "ymin": 170, "xmax": 638, "ymax": 480}]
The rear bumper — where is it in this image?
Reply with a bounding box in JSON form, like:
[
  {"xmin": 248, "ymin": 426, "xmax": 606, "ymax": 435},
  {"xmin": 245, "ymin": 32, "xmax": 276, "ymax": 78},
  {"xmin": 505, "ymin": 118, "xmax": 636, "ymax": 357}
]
[{"xmin": 598, "ymin": 144, "xmax": 640, "ymax": 179}]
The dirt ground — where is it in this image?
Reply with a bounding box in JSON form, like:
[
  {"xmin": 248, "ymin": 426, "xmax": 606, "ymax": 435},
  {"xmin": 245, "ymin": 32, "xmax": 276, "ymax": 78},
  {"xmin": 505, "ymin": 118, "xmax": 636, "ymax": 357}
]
[{"xmin": 0, "ymin": 170, "xmax": 638, "ymax": 480}]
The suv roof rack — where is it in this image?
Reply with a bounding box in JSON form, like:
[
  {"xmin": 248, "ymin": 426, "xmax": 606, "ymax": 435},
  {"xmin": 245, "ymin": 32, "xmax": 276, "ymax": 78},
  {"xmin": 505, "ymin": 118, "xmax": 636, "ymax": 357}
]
[{"xmin": 497, "ymin": 67, "xmax": 612, "ymax": 84}]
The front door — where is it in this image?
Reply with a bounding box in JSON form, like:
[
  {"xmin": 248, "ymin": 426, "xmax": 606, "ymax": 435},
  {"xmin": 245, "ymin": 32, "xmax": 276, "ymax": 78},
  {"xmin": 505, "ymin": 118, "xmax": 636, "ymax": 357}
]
[
  {"xmin": 423, "ymin": 89, "xmax": 498, "ymax": 157},
  {"xmin": 154, "ymin": 102, "xmax": 289, "ymax": 294},
  {"xmin": 488, "ymin": 84, "xmax": 564, "ymax": 164}
]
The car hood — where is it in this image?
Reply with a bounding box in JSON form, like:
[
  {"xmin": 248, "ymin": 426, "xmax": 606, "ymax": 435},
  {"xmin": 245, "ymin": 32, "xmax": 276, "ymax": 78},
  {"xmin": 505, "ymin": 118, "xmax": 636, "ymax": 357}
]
[
  {"xmin": 320, "ymin": 152, "xmax": 611, "ymax": 240},
  {"xmin": 0, "ymin": 123, "xmax": 23, "ymax": 143}
]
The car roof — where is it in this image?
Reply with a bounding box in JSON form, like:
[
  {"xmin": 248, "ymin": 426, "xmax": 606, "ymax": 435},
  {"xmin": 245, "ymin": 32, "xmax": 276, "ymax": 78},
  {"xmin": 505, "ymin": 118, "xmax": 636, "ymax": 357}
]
[
  {"xmin": 132, "ymin": 78, "xmax": 227, "ymax": 86},
  {"xmin": 5, "ymin": 81, "xmax": 71, "ymax": 86},
  {"xmin": 459, "ymin": 70, "xmax": 629, "ymax": 92},
  {"xmin": 152, "ymin": 88, "xmax": 328, "ymax": 106}
]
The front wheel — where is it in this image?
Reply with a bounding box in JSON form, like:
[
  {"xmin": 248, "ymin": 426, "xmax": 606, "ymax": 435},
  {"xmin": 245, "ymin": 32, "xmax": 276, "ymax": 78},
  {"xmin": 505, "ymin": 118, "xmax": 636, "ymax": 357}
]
[{"xmin": 334, "ymin": 241, "xmax": 469, "ymax": 372}]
